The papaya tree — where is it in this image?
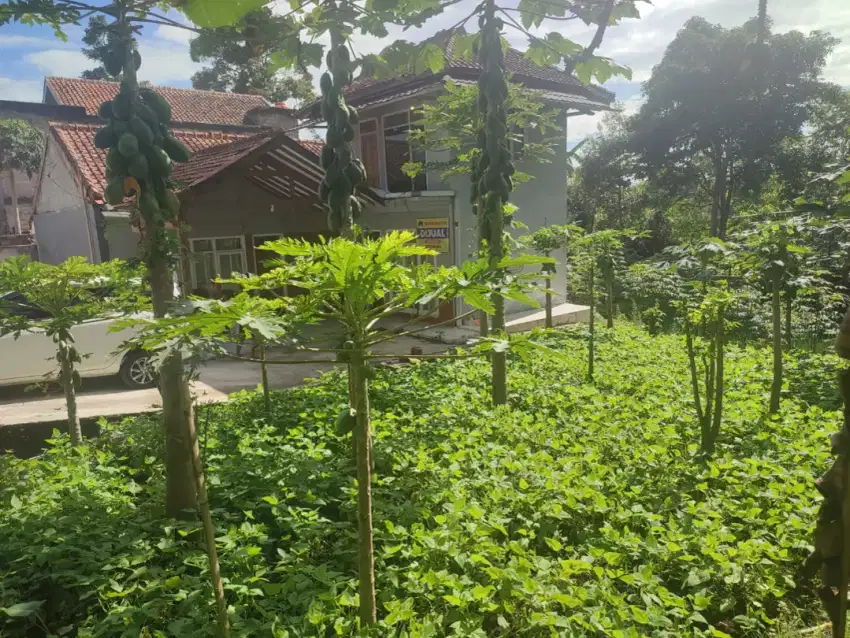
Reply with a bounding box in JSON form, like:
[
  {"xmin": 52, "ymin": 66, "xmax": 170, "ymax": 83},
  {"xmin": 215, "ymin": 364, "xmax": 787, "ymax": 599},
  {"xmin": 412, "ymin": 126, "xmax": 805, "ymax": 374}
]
[
  {"xmin": 737, "ymin": 219, "xmax": 809, "ymax": 414},
  {"xmin": 0, "ymin": 257, "xmax": 143, "ymax": 445},
  {"xmin": 680, "ymin": 281, "xmax": 739, "ymax": 457},
  {"xmin": 520, "ymin": 224, "xmax": 583, "ymax": 328},
  {"xmin": 124, "ymin": 231, "xmax": 547, "ymax": 626}
]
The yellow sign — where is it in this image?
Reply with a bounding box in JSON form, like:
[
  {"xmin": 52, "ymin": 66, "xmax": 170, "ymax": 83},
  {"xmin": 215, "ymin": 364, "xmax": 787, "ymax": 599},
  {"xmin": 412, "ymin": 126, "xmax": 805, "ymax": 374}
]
[{"xmin": 416, "ymin": 217, "xmax": 450, "ymax": 253}]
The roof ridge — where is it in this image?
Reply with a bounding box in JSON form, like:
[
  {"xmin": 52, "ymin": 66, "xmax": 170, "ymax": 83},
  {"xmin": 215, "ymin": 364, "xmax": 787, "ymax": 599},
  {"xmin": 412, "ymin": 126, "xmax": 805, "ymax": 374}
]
[{"xmin": 46, "ymin": 76, "xmax": 270, "ymax": 102}]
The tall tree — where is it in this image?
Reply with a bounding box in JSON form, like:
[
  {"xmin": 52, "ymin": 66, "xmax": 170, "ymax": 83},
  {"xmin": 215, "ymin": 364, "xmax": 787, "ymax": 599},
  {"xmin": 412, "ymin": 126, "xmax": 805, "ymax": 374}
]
[
  {"xmin": 190, "ymin": 8, "xmax": 315, "ymax": 104},
  {"xmin": 0, "ymin": 119, "xmax": 43, "ymax": 235},
  {"xmin": 629, "ymin": 15, "xmax": 837, "ymax": 239},
  {"xmin": 80, "ymin": 15, "xmax": 120, "ymax": 81}
]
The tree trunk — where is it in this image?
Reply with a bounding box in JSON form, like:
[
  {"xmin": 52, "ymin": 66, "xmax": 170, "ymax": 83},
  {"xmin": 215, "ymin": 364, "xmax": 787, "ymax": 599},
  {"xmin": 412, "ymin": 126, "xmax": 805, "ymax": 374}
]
[
  {"xmin": 684, "ymin": 320, "xmax": 704, "ymax": 428},
  {"xmin": 259, "ymin": 340, "xmax": 270, "ymax": 414},
  {"xmin": 708, "ymin": 322, "xmax": 725, "ymax": 455},
  {"xmin": 606, "ymin": 276, "xmax": 614, "ymax": 329},
  {"xmin": 188, "ymin": 401, "xmax": 230, "ymax": 638},
  {"xmin": 477, "ymin": 198, "xmax": 489, "ymax": 338},
  {"xmin": 588, "ymin": 263, "xmax": 595, "ymax": 381},
  {"xmin": 58, "ymin": 341, "xmax": 81, "ymax": 446},
  {"xmin": 770, "ymin": 275, "xmax": 782, "ymax": 414},
  {"xmin": 544, "ymin": 264, "xmax": 553, "ymax": 329},
  {"xmin": 7, "ymin": 170, "xmax": 20, "ymax": 234},
  {"xmin": 710, "ymin": 144, "xmax": 722, "ymax": 238},
  {"xmin": 351, "ymin": 352, "xmax": 376, "ymax": 625},
  {"xmin": 784, "ymin": 293, "xmax": 793, "ymax": 348}
]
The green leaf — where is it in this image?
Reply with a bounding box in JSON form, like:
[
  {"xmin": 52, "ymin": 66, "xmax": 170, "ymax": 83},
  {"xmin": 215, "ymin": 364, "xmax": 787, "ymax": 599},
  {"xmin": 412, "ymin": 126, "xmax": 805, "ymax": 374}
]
[
  {"xmin": 182, "ymin": 0, "xmax": 268, "ymax": 28},
  {"xmin": 415, "ymin": 43, "xmax": 446, "ymax": 74},
  {"xmin": 3, "ymin": 600, "xmax": 45, "ymax": 618},
  {"xmin": 10, "ymin": 494, "xmax": 21, "ymax": 509}
]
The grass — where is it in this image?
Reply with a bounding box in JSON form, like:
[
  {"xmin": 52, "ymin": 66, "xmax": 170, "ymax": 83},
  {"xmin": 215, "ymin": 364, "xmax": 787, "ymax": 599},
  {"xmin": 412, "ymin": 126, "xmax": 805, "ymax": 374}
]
[{"xmin": 0, "ymin": 323, "xmax": 840, "ymax": 637}]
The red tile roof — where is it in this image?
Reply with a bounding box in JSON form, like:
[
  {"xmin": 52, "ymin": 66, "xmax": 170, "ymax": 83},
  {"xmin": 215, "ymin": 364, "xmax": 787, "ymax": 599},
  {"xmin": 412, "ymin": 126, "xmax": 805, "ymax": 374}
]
[
  {"xmin": 45, "ymin": 77, "xmax": 270, "ymax": 126},
  {"xmin": 50, "ymin": 123, "xmax": 321, "ymax": 204},
  {"xmin": 298, "ymin": 139, "xmax": 324, "ymax": 155}
]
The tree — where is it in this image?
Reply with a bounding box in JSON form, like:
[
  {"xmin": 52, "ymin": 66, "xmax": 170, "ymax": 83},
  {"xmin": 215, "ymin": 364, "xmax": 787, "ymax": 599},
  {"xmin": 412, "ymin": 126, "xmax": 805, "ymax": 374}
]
[
  {"xmin": 0, "ymin": 257, "xmax": 142, "ymax": 445},
  {"xmin": 190, "ymin": 8, "xmax": 315, "ymax": 104},
  {"xmin": 80, "ymin": 15, "xmax": 120, "ymax": 81},
  {"xmin": 737, "ymin": 219, "xmax": 809, "ymax": 414},
  {"xmin": 0, "ymin": 119, "xmax": 44, "ymax": 235},
  {"xmin": 520, "ymin": 224, "xmax": 582, "ymax": 328},
  {"xmin": 629, "ymin": 15, "xmax": 837, "ymax": 239}
]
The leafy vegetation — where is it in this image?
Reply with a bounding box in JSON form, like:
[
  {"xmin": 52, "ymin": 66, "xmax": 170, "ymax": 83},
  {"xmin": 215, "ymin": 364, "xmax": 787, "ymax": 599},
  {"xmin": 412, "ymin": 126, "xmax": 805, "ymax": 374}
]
[{"xmin": 0, "ymin": 324, "xmax": 838, "ymax": 636}]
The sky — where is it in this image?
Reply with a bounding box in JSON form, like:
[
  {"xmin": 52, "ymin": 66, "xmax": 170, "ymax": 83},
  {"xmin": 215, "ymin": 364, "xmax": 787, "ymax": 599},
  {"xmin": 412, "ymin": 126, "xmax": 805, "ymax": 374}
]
[{"xmin": 0, "ymin": 0, "xmax": 848, "ymax": 146}]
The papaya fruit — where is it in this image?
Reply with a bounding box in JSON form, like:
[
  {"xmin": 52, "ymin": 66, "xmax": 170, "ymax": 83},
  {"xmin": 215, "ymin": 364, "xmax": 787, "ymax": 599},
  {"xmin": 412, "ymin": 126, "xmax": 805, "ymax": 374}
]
[
  {"xmin": 146, "ymin": 146, "xmax": 172, "ymax": 177},
  {"xmin": 342, "ymin": 125, "xmax": 355, "ymax": 143},
  {"xmin": 94, "ymin": 126, "xmax": 116, "ymax": 150},
  {"xmin": 98, "ymin": 100, "xmax": 113, "ymax": 121},
  {"xmin": 159, "ymin": 190, "xmax": 180, "ymax": 217},
  {"xmin": 318, "ymin": 179, "xmax": 331, "ymax": 201},
  {"xmin": 117, "ymin": 132, "xmax": 139, "ymax": 158},
  {"xmin": 335, "ymin": 408, "xmax": 355, "ymax": 436},
  {"xmin": 350, "ymin": 196, "xmax": 362, "ymax": 218},
  {"xmin": 139, "ymin": 189, "xmax": 160, "ymax": 219},
  {"xmin": 133, "ymin": 50, "xmax": 141, "ymax": 71},
  {"xmin": 128, "ymin": 153, "xmax": 149, "ymax": 180},
  {"xmin": 320, "ymin": 145, "xmax": 334, "ymax": 170},
  {"xmin": 135, "ymin": 102, "xmax": 159, "ymax": 128},
  {"xmin": 104, "ymin": 178, "xmax": 126, "ymax": 206},
  {"xmin": 129, "ymin": 115, "xmax": 154, "ymax": 146},
  {"xmin": 106, "ymin": 147, "xmax": 128, "ymax": 176},
  {"xmin": 347, "ymin": 105, "xmax": 359, "ymax": 126},
  {"xmin": 319, "ymin": 72, "xmax": 332, "ymax": 94},
  {"xmin": 140, "ymin": 88, "xmax": 171, "ymax": 124},
  {"xmin": 112, "ymin": 119, "xmax": 129, "ymax": 135},
  {"xmin": 161, "ymin": 135, "xmax": 190, "ymax": 163},
  {"xmin": 103, "ymin": 51, "xmax": 123, "ymax": 77},
  {"xmin": 111, "ymin": 92, "xmax": 132, "ymax": 120}
]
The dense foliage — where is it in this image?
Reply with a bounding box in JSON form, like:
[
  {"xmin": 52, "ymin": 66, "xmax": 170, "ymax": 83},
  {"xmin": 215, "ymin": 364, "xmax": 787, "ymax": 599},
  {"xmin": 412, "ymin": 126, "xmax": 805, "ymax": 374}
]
[{"xmin": 0, "ymin": 325, "xmax": 839, "ymax": 636}]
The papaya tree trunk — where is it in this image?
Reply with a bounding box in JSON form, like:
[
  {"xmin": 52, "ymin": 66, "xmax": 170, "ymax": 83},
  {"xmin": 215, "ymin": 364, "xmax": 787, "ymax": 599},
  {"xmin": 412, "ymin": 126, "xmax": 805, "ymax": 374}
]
[
  {"xmin": 476, "ymin": 199, "xmax": 489, "ymax": 338},
  {"xmin": 684, "ymin": 319, "xmax": 704, "ymax": 430},
  {"xmin": 116, "ymin": 18, "xmax": 196, "ymax": 516},
  {"xmin": 606, "ymin": 276, "xmax": 614, "ymax": 329},
  {"xmin": 544, "ymin": 263, "xmax": 553, "ymax": 329},
  {"xmin": 770, "ymin": 273, "xmax": 782, "ymax": 414},
  {"xmin": 588, "ymin": 263, "xmax": 595, "ymax": 381},
  {"xmin": 259, "ymin": 340, "xmax": 270, "ymax": 414},
  {"xmin": 188, "ymin": 401, "xmax": 230, "ymax": 638},
  {"xmin": 350, "ymin": 350, "xmax": 376, "ymax": 625},
  {"xmin": 784, "ymin": 292, "xmax": 793, "ymax": 349},
  {"xmin": 705, "ymin": 322, "xmax": 725, "ymax": 457},
  {"xmin": 57, "ymin": 339, "xmax": 81, "ymax": 446}
]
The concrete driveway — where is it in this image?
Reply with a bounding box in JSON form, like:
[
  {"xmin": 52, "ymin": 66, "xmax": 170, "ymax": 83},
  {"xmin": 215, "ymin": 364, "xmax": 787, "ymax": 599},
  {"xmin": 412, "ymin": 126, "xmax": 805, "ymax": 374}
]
[{"xmin": 0, "ymin": 322, "xmax": 448, "ymax": 427}]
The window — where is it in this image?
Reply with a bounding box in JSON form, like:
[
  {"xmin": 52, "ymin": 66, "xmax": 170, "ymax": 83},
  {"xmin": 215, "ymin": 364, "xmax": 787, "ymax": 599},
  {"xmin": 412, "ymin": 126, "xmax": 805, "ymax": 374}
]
[
  {"xmin": 359, "ymin": 120, "xmax": 380, "ymax": 188},
  {"xmin": 190, "ymin": 236, "xmax": 245, "ymax": 293},
  {"xmin": 383, "ymin": 111, "xmax": 426, "ymax": 193}
]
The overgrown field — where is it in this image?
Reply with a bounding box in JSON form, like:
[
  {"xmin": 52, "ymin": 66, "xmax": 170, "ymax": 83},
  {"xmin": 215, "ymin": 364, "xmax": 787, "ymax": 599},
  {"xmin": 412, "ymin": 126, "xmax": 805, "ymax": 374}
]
[{"xmin": 0, "ymin": 325, "xmax": 842, "ymax": 637}]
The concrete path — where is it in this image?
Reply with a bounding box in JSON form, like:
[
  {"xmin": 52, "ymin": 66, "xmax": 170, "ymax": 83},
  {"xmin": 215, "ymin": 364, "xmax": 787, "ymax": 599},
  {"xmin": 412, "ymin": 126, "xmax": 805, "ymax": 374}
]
[{"xmin": 0, "ymin": 324, "xmax": 446, "ymax": 427}]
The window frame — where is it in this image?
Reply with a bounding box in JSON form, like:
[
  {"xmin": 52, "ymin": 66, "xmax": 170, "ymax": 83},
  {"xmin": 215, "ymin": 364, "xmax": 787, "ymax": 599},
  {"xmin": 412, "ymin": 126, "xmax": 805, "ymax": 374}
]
[
  {"xmin": 380, "ymin": 108, "xmax": 428, "ymax": 194},
  {"xmin": 358, "ymin": 118, "xmax": 382, "ymax": 190},
  {"xmin": 189, "ymin": 235, "xmax": 247, "ymax": 292}
]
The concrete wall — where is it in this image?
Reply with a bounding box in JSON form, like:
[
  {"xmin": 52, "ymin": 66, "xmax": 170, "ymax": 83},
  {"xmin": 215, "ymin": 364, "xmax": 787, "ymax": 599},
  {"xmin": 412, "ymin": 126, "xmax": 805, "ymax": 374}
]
[
  {"xmin": 32, "ymin": 140, "xmax": 100, "ymax": 264},
  {"xmin": 104, "ymin": 216, "xmax": 140, "ymax": 261}
]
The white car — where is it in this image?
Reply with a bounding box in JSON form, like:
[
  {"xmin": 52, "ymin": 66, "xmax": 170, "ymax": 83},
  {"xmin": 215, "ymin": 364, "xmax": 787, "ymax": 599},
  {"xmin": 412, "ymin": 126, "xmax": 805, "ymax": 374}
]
[{"xmin": 0, "ymin": 291, "xmax": 156, "ymax": 390}]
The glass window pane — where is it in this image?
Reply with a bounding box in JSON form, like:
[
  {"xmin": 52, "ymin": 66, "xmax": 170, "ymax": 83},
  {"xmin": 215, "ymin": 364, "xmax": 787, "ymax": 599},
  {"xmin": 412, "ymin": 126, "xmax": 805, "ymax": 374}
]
[
  {"xmin": 216, "ymin": 237, "xmax": 242, "ymax": 251},
  {"xmin": 219, "ymin": 252, "xmax": 244, "ymax": 277},
  {"xmin": 193, "ymin": 252, "xmax": 215, "ymax": 293},
  {"xmin": 360, "ymin": 120, "xmax": 377, "ymax": 134},
  {"xmin": 192, "ymin": 239, "xmax": 213, "ymax": 252}
]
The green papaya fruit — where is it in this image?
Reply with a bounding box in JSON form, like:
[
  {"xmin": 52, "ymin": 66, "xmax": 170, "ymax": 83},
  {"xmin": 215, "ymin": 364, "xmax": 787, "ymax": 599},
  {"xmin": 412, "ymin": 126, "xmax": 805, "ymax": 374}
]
[
  {"xmin": 133, "ymin": 50, "xmax": 141, "ymax": 70},
  {"xmin": 146, "ymin": 146, "xmax": 172, "ymax": 177},
  {"xmin": 113, "ymin": 120, "xmax": 129, "ymax": 135},
  {"xmin": 129, "ymin": 115, "xmax": 154, "ymax": 146},
  {"xmin": 103, "ymin": 51, "xmax": 123, "ymax": 77},
  {"xmin": 98, "ymin": 100, "xmax": 113, "ymax": 120},
  {"xmin": 140, "ymin": 88, "xmax": 171, "ymax": 124},
  {"xmin": 111, "ymin": 93, "xmax": 132, "ymax": 120},
  {"xmin": 319, "ymin": 72, "xmax": 332, "ymax": 94},
  {"xmin": 161, "ymin": 135, "xmax": 190, "ymax": 163},
  {"xmin": 342, "ymin": 125, "xmax": 355, "ymax": 143},
  {"xmin": 159, "ymin": 190, "xmax": 181, "ymax": 217},
  {"xmin": 347, "ymin": 106, "xmax": 359, "ymax": 126},
  {"xmin": 335, "ymin": 408, "xmax": 355, "ymax": 436},
  {"xmin": 321, "ymin": 101, "xmax": 333, "ymax": 123},
  {"xmin": 350, "ymin": 196, "xmax": 362, "ymax": 218},
  {"xmin": 106, "ymin": 147, "xmax": 128, "ymax": 176},
  {"xmin": 94, "ymin": 126, "xmax": 116, "ymax": 150},
  {"xmin": 128, "ymin": 153, "xmax": 149, "ymax": 180},
  {"xmin": 337, "ymin": 45, "xmax": 350, "ymax": 62},
  {"xmin": 104, "ymin": 178, "xmax": 126, "ymax": 206},
  {"xmin": 139, "ymin": 189, "xmax": 160, "ymax": 219},
  {"xmin": 135, "ymin": 102, "xmax": 160, "ymax": 127},
  {"xmin": 117, "ymin": 132, "xmax": 139, "ymax": 158},
  {"xmin": 320, "ymin": 145, "xmax": 334, "ymax": 170},
  {"xmin": 319, "ymin": 179, "xmax": 331, "ymax": 201}
]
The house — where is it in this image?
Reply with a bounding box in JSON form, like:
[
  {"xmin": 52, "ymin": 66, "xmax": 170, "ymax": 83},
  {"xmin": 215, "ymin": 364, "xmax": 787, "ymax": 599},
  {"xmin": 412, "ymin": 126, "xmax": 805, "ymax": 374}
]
[
  {"xmin": 298, "ymin": 29, "xmax": 615, "ymax": 303},
  {"xmin": 27, "ymin": 77, "xmax": 332, "ymax": 295}
]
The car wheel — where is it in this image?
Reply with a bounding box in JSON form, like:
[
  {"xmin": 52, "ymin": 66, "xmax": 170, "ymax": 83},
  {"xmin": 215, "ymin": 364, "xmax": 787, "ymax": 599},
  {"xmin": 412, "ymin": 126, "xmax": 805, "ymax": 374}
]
[{"xmin": 119, "ymin": 350, "xmax": 157, "ymax": 389}]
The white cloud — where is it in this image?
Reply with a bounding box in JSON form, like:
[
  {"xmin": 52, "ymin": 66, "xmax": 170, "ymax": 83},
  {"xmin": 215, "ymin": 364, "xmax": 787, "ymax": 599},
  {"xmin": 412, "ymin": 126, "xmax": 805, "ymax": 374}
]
[
  {"xmin": 24, "ymin": 49, "xmax": 92, "ymax": 78},
  {"xmin": 0, "ymin": 77, "xmax": 43, "ymax": 102},
  {"xmin": 152, "ymin": 24, "xmax": 194, "ymax": 46},
  {"xmin": 567, "ymin": 94, "xmax": 643, "ymax": 145},
  {"xmin": 0, "ymin": 35, "xmax": 75, "ymax": 49},
  {"xmin": 136, "ymin": 42, "xmax": 203, "ymax": 84}
]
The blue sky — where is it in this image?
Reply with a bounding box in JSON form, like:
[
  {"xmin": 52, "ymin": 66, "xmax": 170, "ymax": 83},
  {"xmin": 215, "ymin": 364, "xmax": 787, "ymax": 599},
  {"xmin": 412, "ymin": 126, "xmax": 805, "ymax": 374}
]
[{"xmin": 1, "ymin": 0, "xmax": 848, "ymax": 145}]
